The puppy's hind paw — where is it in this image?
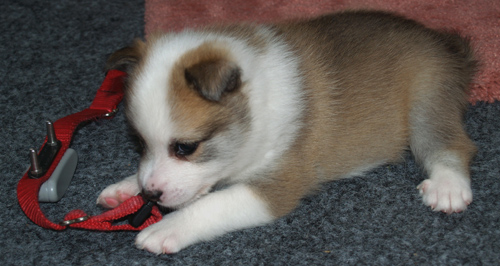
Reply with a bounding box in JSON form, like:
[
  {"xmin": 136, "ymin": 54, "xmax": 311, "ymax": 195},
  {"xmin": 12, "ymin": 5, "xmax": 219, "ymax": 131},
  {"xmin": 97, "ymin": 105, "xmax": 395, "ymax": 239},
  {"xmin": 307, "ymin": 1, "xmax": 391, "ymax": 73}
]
[{"xmin": 417, "ymin": 174, "xmax": 472, "ymax": 214}]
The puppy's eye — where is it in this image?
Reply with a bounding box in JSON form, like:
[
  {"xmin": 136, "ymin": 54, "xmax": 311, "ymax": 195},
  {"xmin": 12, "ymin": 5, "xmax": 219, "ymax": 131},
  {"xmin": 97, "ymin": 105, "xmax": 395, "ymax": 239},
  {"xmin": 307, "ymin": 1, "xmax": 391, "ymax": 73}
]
[{"xmin": 173, "ymin": 142, "xmax": 199, "ymax": 157}]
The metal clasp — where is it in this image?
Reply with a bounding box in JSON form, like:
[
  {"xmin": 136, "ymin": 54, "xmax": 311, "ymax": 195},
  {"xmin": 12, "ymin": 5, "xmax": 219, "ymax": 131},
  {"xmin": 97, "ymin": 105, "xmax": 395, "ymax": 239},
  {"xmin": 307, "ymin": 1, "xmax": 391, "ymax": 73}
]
[
  {"xmin": 103, "ymin": 108, "xmax": 118, "ymax": 117},
  {"xmin": 59, "ymin": 215, "xmax": 90, "ymax": 226},
  {"xmin": 28, "ymin": 121, "xmax": 61, "ymax": 179}
]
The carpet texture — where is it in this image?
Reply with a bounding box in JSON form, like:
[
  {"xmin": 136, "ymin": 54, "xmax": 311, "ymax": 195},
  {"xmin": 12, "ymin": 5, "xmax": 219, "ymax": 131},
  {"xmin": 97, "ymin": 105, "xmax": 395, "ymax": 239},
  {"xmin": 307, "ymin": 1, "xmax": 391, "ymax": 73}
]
[
  {"xmin": 2, "ymin": 0, "xmax": 500, "ymax": 265},
  {"xmin": 145, "ymin": 0, "xmax": 500, "ymax": 104}
]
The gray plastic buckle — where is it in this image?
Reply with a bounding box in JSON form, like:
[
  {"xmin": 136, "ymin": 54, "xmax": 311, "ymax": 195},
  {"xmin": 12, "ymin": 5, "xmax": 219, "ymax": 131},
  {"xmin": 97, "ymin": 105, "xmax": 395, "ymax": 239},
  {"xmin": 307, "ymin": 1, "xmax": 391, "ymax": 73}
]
[{"xmin": 38, "ymin": 148, "xmax": 78, "ymax": 202}]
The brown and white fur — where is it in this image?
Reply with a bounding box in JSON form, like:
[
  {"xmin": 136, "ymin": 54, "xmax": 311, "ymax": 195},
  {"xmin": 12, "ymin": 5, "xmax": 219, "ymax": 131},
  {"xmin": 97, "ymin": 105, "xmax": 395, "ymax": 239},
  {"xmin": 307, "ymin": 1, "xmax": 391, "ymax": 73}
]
[{"xmin": 97, "ymin": 10, "xmax": 477, "ymax": 254}]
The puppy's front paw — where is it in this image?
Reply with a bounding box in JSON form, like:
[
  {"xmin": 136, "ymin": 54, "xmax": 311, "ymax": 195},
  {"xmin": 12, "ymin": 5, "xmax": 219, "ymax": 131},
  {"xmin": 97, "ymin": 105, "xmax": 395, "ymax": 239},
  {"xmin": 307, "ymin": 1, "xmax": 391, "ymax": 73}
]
[
  {"xmin": 97, "ymin": 175, "xmax": 140, "ymax": 208},
  {"xmin": 417, "ymin": 172, "xmax": 472, "ymax": 213},
  {"xmin": 135, "ymin": 213, "xmax": 193, "ymax": 254}
]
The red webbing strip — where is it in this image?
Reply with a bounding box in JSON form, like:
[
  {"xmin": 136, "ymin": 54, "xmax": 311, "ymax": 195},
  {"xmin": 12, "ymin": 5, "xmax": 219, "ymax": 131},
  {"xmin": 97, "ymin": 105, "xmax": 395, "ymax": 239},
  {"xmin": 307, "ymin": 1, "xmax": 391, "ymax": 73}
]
[
  {"xmin": 89, "ymin": 69, "xmax": 126, "ymax": 111},
  {"xmin": 65, "ymin": 195, "xmax": 162, "ymax": 231},
  {"xmin": 17, "ymin": 70, "xmax": 161, "ymax": 231}
]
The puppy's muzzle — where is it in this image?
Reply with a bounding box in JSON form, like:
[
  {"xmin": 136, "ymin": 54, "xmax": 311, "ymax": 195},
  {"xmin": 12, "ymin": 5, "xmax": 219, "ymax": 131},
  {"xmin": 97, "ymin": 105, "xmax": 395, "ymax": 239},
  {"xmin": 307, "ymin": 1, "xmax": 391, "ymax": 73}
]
[{"xmin": 142, "ymin": 189, "xmax": 163, "ymax": 202}]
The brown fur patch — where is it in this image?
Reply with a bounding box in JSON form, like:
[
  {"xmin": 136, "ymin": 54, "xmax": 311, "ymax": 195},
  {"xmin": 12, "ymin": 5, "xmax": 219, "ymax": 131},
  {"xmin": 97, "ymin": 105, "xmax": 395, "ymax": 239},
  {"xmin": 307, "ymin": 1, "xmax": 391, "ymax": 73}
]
[
  {"xmin": 206, "ymin": 24, "xmax": 271, "ymax": 53},
  {"xmin": 184, "ymin": 57, "xmax": 241, "ymax": 102},
  {"xmin": 168, "ymin": 42, "xmax": 249, "ymax": 142},
  {"xmin": 251, "ymin": 11, "xmax": 476, "ymax": 217}
]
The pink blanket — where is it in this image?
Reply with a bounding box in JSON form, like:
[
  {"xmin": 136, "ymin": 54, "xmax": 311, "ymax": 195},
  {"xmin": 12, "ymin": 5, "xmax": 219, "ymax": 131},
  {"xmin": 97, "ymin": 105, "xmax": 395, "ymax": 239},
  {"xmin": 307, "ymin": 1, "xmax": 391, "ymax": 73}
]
[{"xmin": 145, "ymin": 0, "xmax": 500, "ymax": 104}]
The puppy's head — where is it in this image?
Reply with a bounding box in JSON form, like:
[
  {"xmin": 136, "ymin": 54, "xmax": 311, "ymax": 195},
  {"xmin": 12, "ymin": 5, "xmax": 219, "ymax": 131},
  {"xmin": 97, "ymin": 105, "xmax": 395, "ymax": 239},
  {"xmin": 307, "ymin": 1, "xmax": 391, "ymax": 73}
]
[{"xmin": 108, "ymin": 35, "xmax": 251, "ymax": 208}]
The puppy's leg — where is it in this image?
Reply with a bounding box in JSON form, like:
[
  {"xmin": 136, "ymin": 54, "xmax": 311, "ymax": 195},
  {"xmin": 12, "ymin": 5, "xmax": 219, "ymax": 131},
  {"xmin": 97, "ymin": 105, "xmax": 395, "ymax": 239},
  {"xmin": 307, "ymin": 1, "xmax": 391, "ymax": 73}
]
[
  {"xmin": 410, "ymin": 34, "xmax": 477, "ymax": 213},
  {"xmin": 135, "ymin": 184, "xmax": 274, "ymax": 254},
  {"xmin": 97, "ymin": 174, "xmax": 141, "ymax": 208},
  {"xmin": 411, "ymin": 82, "xmax": 476, "ymax": 213}
]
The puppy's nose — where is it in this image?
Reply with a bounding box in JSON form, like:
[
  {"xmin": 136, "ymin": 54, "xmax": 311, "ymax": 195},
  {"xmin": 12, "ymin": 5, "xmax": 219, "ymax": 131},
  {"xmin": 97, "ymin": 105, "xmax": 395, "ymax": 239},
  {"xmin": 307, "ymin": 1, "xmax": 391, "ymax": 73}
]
[{"xmin": 142, "ymin": 189, "xmax": 163, "ymax": 202}]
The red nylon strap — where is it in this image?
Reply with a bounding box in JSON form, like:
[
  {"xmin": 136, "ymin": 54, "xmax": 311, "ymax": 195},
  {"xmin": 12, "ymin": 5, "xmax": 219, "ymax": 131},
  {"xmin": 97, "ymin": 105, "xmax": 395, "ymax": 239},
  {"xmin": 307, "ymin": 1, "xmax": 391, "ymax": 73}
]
[
  {"xmin": 17, "ymin": 70, "xmax": 162, "ymax": 231},
  {"xmin": 64, "ymin": 195, "xmax": 162, "ymax": 231}
]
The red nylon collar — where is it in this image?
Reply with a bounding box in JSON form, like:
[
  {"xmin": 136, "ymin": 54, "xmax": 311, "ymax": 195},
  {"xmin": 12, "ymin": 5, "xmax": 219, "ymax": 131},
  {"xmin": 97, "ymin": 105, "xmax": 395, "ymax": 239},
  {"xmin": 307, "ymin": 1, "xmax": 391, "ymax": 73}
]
[{"xmin": 17, "ymin": 70, "xmax": 162, "ymax": 231}]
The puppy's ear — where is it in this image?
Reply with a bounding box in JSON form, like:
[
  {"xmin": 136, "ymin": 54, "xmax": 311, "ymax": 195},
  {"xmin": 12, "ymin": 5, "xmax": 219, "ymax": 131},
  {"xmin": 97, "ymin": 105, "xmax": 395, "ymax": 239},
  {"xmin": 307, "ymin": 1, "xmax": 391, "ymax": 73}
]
[
  {"xmin": 106, "ymin": 38, "xmax": 145, "ymax": 73},
  {"xmin": 184, "ymin": 60, "xmax": 241, "ymax": 102}
]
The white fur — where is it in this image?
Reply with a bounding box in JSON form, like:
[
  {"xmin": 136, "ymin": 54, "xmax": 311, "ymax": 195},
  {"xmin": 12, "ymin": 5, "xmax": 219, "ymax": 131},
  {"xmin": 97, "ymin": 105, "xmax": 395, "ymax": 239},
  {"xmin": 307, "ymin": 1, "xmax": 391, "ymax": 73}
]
[
  {"xmin": 217, "ymin": 28, "xmax": 305, "ymax": 183},
  {"xmin": 135, "ymin": 184, "xmax": 273, "ymax": 254},
  {"xmin": 418, "ymin": 164, "xmax": 472, "ymax": 213}
]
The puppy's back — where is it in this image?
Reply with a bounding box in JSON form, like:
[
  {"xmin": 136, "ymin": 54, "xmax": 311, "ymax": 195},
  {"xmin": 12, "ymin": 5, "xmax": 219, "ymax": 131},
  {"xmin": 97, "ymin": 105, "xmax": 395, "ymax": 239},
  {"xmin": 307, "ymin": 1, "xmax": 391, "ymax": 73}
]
[{"xmin": 273, "ymin": 11, "xmax": 476, "ymax": 180}]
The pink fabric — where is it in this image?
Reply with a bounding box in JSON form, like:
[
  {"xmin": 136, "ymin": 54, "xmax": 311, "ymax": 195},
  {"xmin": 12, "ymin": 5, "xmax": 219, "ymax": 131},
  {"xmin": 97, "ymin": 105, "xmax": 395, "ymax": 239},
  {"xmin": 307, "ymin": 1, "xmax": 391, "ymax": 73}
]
[{"xmin": 145, "ymin": 0, "xmax": 500, "ymax": 104}]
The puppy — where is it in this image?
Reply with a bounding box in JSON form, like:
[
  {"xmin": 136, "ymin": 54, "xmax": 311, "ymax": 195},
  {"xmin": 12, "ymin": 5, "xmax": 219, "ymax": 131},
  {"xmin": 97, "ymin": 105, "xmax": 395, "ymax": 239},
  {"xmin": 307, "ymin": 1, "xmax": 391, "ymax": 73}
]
[{"xmin": 98, "ymin": 10, "xmax": 477, "ymax": 254}]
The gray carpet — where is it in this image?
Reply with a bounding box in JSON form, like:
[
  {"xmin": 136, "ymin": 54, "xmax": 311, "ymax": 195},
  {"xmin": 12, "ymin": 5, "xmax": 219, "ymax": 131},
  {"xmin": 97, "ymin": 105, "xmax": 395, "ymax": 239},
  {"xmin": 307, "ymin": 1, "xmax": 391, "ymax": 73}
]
[{"xmin": 2, "ymin": 0, "xmax": 499, "ymax": 265}]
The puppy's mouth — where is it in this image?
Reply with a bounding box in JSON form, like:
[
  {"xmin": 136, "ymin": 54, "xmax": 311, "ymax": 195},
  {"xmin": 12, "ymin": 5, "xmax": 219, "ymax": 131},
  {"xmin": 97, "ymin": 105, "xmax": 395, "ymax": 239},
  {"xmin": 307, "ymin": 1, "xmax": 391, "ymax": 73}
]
[{"xmin": 157, "ymin": 184, "xmax": 213, "ymax": 209}]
